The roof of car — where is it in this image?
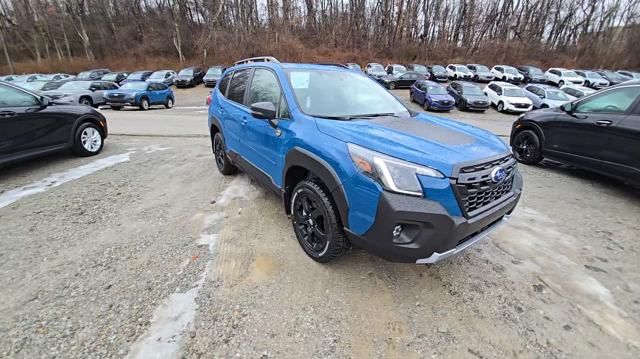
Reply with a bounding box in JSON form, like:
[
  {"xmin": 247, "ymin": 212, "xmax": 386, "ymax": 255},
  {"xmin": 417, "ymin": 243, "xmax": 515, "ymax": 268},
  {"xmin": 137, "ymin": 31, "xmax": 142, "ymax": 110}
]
[
  {"xmin": 528, "ymin": 84, "xmax": 557, "ymax": 90},
  {"xmin": 423, "ymin": 80, "xmax": 443, "ymax": 86},
  {"xmin": 561, "ymin": 84, "xmax": 594, "ymax": 91},
  {"xmin": 490, "ymin": 81, "xmax": 519, "ymax": 87},
  {"xmin": 494, "ymin": 64, "xmax": 516, "ymax": 68}
]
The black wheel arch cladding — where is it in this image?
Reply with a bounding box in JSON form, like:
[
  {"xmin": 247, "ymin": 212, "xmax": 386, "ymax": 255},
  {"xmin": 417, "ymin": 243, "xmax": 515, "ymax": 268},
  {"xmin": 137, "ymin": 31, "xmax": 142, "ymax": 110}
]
[{"xmin": 283, "ymin": 147, "xmax": 349, "ymax": 227}]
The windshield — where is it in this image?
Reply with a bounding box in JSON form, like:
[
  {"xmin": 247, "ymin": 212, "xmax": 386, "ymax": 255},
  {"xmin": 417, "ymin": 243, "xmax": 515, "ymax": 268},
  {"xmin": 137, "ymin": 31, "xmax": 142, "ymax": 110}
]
[
  {"xmin": 179, "ymin": 69, "xmax": 193, "ymax": 76},
  {"xmin": 562, "ymin": 71, "xmax": 579, "ymax": 77},
  {"xmin": 286, "ymin": 69, "xmax": 409, "ymax": 118},
  {"xmin": 546, "ymin": 90, "xmax": 569, "ymax": 100},
  {"xmin": 120, "ymin": 82, "xmax": 148, "ymax": 90},
  {"xmin": 456, "ymin": 66, "xmax": 470, "ymax": 73},
  {"xmin": 586, "ymin": 72, "xmax": 603, "ymax": 79},
  {"xmin": 77, "ymin": 71, "xmax": 93, "ymax": 79},
  {"xmin": 426, "ymin": 85, "xmax": 447, "ymax": 95},
  {"xmin": 529, "ymin": 67, "xmax": 544, "ymax": 75},
  {"xmin": 475, "ymin": 65, "xmax": 490, "ymax": 72},
  {"xmin": 603, "ymin": 71, "xmax": 624, "ymax": 81},
  {"xmin": 504, "ymin": 88, "xmax": 525, "ymax": 97},
  {"xmin": 462, "ymin": 86, "xmax": 484, "ymax": 96},
  {"xmin": 59, "ymin": 81, "xmax": 90, "ymax": 90},
  {"xmin": 432, "ymin": 65, "xmax": 446, "ymax": 73},
  {"xmin": 128, "ymin": 72, "xmax": 146, "ymax": 80},
  {"xmin": 150, "ymin": 71, "xmax": 167, "ymax": 79},
  {"xmin": 11, "ymin": 75, "xmax": 30, "ymax": 82},
  {"xmin": 206, "ymin": 68, "xmax": 222, "ymax": 75},
  {"xmin": 102, "ymin": 73, "xmax": 118, "ymax": 81},
  {"xmin": 411, "ymin": 65, "xmax": 427, "ymax": 73},
  {"xmin": 22, "ymin": 81, "xmax": 46, "ymax": 91},
  {"xmin": 504, "ymin": 67, "xmax": 518, "ymax": 75},
  {"xmin": 369, "ymin": 64, "xmax": 384, "ymax": 72}
]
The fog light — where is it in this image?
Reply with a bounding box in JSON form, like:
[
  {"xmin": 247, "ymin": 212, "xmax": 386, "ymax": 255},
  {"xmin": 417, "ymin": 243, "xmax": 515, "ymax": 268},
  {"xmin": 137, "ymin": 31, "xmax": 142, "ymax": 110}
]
[{"xmin": 393, "ymin": 225, "xmax": 403, "ymax": 238}]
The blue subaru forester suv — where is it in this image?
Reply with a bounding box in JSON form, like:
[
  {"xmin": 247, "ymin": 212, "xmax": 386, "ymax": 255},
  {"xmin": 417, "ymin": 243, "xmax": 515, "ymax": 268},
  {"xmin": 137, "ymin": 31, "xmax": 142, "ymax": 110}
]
[{"xmin": 208, "ymin": 57, "xmax": 522, "ymax": 264}]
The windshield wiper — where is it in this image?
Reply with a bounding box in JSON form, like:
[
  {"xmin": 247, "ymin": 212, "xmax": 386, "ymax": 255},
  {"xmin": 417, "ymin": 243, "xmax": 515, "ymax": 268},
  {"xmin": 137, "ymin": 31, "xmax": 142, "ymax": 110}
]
[{"xmin": 346, "ymin": 112, "xmax": 399, "ymax": 119}]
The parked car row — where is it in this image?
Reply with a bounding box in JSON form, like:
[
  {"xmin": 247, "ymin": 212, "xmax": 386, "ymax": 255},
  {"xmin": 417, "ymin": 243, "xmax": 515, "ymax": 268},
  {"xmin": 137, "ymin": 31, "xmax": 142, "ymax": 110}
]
[{"xmin": 0, "ymin": 64, "xmax": 227, "ymax": 90}]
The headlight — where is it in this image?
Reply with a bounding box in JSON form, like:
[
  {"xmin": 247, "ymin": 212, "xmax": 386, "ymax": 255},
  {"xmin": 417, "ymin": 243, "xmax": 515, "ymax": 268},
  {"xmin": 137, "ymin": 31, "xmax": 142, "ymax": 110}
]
[{"xmin": 347, "ymin": 143, "xmax": 444, "ymax": 196}]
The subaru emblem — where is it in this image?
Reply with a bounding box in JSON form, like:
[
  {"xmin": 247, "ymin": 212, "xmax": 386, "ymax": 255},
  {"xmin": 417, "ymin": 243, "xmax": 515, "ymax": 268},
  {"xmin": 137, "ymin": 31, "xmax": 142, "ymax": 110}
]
[{"xmin": 490, "ymin": 167, "xmax": 507, "ymax": 183}]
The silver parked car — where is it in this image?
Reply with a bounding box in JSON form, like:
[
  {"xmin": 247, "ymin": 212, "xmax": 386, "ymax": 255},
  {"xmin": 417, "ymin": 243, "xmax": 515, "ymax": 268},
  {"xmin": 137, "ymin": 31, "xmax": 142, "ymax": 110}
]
[
  {"xmin": 559, "ymin": 84, "xmax": 596, "ymax": 100},
  {"xmin": 523, "ymin": 84, "xmax": 572, "ymax": 109},
  {"xmin": 147, "ymin": 70, "xmax": 177, "ymax": 85},
  {"xmin": 42, "ymin": 80, "xmax": 119, "ymax": 107}
]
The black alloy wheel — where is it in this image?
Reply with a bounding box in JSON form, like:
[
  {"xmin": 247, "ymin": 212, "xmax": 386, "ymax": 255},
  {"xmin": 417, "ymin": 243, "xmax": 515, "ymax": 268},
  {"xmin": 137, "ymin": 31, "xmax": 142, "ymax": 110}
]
[
  {"xmin": 291, "ymin": 180, "xmax": 350, "ymax": 263},
  {"xmin": 213, "ymin": 132, "xmax": 237, "ymax": 175},
  {"xmin": 512, "ymin": 130, "xmax": 543, "ymax": 164}
]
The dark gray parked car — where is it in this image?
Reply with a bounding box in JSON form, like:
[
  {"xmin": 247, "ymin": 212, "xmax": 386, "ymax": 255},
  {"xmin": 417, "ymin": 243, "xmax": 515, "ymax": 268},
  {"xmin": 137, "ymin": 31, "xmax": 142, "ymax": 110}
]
[{"xmin": 203, "ymin": 66, "xmax": 224, "ymax": 87}]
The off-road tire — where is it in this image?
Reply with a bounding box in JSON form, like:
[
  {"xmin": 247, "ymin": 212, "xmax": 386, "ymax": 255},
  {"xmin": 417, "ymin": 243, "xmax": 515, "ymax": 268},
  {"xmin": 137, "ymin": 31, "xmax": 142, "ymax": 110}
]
[
  {"xmin": 290, "ymin": 180, "xmax": 351, "ymax": 263},
  {"xmin": 213, "ymin": 132, "xmax": 237, "ymax": 175}
]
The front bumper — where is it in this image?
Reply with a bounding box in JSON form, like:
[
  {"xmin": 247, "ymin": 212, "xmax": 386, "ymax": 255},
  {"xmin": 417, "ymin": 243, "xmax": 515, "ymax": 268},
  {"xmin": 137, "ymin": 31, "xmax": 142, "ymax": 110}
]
[
  {"xmin": 505, "ymin": 103, "xmax": 532, "ymax": 112},
  {"xmin": 429, "ymin": 101, "xmax": 455, "ymax": 111},
  {"xmin": 466, "ymin": 102, "xmax": 491, "ymax": 110},
  {"xmin": 175, "ymin": 80, "xmax": 193, "ymax": 87},
  {"xmin": 476, "ymin": 75, "xmax": 495, "ymax": 82},
  {"xmin": 345, "ymin": 172, "xmax": 522, "ymax": 263},
  {"xmin": 204, "ymin": 79, "xmax": 218, "ymax": 87}
]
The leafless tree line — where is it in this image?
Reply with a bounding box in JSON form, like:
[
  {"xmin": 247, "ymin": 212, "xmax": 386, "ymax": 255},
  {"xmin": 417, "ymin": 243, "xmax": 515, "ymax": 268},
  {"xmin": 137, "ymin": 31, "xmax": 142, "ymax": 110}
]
[{"xmin": 1, "ymin": 0, "xmax": 639, "ymax": 73}]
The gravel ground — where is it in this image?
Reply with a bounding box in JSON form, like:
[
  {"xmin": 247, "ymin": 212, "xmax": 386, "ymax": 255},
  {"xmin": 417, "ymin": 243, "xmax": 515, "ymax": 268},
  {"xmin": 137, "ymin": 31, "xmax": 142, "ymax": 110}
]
[{"xmin": 1, "ymin": 86, "xmax": 639, "ymax": 358}]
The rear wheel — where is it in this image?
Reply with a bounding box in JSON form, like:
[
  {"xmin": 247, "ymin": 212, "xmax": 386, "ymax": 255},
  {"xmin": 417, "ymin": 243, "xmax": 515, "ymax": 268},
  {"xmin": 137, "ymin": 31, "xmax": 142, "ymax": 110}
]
[
  {"xmin": 165, "ymin": 97, "xmax": 174, "ymax": 109},
  {"xmin": 409, "ymin": 92, "xmax": 415, "ymax": 103},
  {"xmin": 72, "ymin": 122, "xmax": 104, "ymax": 157},
  {"xmin": 213, "ymin": 132, "xmax": 237, "ymax": 175},
  {"xmin": 512, "ymin": 130, "xmax": 543, "ymax": 165},
  {"xmin": 291, "ymin": 180, "xmax": 350, "ymax": 263},
  {"xmin": 423, "ymin": 99, "xmax": 430, "ymax": 111}
]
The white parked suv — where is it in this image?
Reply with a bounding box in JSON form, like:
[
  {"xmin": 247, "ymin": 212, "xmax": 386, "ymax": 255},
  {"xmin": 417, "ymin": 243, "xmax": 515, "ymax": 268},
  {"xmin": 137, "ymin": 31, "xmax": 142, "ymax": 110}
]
[
  {"xmin": 544, "ymin": 68, "xmax": 585, "ymax": 87},
  {"xmin": 446, "ymin": 64, "xmax": 473, "ymax": 80},
  {"xmin": 559, "ymin": 84, "xmax": 596, "ymax": 100},
  {"xmin": 483, "ymin": 81, "xmax": 533, "ymax": 113},
  {"xmin": 490, "ymin": 65, "xmax": 524, "ymax": 83}
]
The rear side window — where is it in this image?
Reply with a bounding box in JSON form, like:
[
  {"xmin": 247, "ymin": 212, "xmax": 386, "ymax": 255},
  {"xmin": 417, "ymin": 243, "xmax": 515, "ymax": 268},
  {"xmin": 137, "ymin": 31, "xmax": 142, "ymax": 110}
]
[
  {"xmin": 228, "ymin": 69, "xmax": 252, "ymax": 104},
  {"xmin": 218, "ymin": 72, "xmax": 232, "ymax": 97}
]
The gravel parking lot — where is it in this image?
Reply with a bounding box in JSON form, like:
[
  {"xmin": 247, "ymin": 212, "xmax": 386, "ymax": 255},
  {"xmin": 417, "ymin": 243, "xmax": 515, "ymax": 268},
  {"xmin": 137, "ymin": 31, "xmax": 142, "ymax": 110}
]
[{"xmin": 1, "ymin": 86, "xmax": 639, "ymax": 358}]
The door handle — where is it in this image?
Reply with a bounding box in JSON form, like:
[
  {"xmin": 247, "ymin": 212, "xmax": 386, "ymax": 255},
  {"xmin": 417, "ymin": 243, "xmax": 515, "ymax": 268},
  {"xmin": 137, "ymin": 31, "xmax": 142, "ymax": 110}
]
[
  {"xmin": 596, "ymin": 120, "xmax": 612, "ymax": 126},
  {"xmin": 241, "ymin": 117, "xmax": 248, "ymax": 125},
  {"xmin": 0, "ymin": 111, "xmax": 16, "ymax": 118}
]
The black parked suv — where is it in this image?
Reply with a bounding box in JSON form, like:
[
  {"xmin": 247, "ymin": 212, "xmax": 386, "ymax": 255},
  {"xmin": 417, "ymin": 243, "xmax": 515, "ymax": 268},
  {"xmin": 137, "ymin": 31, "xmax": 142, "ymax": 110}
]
[
  {"xmin": 407, "ymin": 64, "xmax": 431, "ymax": 79},
  {"xmin": 427, "ymin": 65, "xmax": 448, "ymax": 82},
  {"xmin": 0, "ymin": 82, "xmax": 108, "ymax": 166},
  {"xmin": 517, "ymin": 66, "xmax": 547, "ymax": 84},
  {"xmin": 376, "ymin": 71, "xmax": 425, "ymax": 90},
  {"xmin": 511, "ymin": 81, "xmax": 640, "ymax": 185},
  {"xmin": 101, "ymin": 71, "xmax": 129, "ymax": 85},
  {"xmin": 175, "ymin": 66, "xmax": 205, "ymax": 88}
]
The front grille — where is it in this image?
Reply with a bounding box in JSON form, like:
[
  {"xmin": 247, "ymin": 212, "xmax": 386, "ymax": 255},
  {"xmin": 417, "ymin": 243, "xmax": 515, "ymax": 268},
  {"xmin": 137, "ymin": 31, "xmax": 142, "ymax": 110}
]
[
  {"xmin": 453, "ymin": 155, "xmax": 516, "ymax": 217},
  {"xmin": 514, "ymin": 103, "xmax": 529, "ymax": 109},
  {"xmin": 473, "ymin": 101, "xmax": 488, "ymax": 105},
  {"xmin": 439, "ymin": 100, "xmax": 452, "ymax": 105}
]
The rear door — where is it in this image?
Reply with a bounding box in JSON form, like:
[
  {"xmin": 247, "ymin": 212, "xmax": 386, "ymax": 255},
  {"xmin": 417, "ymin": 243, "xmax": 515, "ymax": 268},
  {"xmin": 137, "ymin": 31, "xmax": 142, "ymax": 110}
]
[
  {"xmin": 219, "ymin": 68, "xmax": 253, "ymax": 154},
  {"xmin": 0, "ymin": 84, "xmax": 69, "ymax": 158}
]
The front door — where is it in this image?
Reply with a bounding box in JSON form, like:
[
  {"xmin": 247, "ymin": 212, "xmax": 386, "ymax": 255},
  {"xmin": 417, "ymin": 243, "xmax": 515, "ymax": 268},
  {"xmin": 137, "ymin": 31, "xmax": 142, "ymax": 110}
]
[
  {"xmin": 0, "ymin": 84, "xmax": 68, "ymax": 157},
  {"xmin": 543, "ymin": 86, "xmax": 640, "ymax": 169},
  {"xmin": 600, "ymin": 93, "xmax": 640, "ymax": 183},
  {"xmin": 242, "ymin": 68, "xmax": 288, "ymax": 187}
]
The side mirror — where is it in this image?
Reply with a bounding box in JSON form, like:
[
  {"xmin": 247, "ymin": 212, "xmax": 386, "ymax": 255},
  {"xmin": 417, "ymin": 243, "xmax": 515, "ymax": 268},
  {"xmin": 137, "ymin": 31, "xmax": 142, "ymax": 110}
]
[
  {"xmin": 560, "ymin": 103, "xmax": 573, "ymax": 113},
  {"xmin": 251, "ymin": 102, "xmax": 277, "ymax": 121},
  {"xmin": 40, "ymin": 96, "xmax": 50, "ymax": 107},
  {"xmin": 89, "ymin": 87, "xmax": 97, "ymax": 92},
  {"xmin": 539, "ymin": 94, "xmax": 546, "ymax": 99}
]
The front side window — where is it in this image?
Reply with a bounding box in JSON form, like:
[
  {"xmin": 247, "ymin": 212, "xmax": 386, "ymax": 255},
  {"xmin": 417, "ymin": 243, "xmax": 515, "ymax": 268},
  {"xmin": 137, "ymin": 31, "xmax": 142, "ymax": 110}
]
[
  {"xmin": 59, "ymin": 81, "xmax": 91, "ymax": 91},
  {"xmin": 562, "ymin": 71, "xmax": 579, "ymax": 77},
  {"xmin": 128, "ymin": 72, "xmax": 146, "ymax": 80},
  {"xmin": 247, "ymin": 69, "xmax": 282, "ymax": 108},
  {"xmin": 546, "ymin": 90, "xmax": 569, "ymax": 101},
  {"xmin": 476, "ymin": 65, "xmax": 490, "ymax": 72},
  {"xmin": 0, "ymin": 85, "xmax": 40, "ymax": 107},
  {"xmin": 504, "ymin": 67, "xmax": 518, "ymax": 75},
  {"xmin": 227, "ymin": 69, "xmax": 252, "ymax": 104},
  {"xmin": 285, "ymin": 69, "xmax": 409, "ymax": 118},
  {"xmin": 575, "ymin": 86, "xmax": 640, "ymax": 114}
]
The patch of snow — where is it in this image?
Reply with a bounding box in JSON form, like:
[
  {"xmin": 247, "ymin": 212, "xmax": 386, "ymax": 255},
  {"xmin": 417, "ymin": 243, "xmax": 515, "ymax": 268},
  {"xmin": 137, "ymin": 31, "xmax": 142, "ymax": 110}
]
[{"xmin": 0, "ymin": 152, "xmax": 133, "ymax": 209}]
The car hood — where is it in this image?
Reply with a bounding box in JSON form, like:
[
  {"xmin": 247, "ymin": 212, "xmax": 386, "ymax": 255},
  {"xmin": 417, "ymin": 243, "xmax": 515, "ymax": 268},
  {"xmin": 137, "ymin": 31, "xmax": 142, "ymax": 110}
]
[
  {"xmin": 544, "ymin": 99, "xmax": 571, "ymax": 107},
  {"xmin": 503, "ymin": 96, "xmax": 532, "ymax": 104},
  {"xmin": 462, "ymin": 94, "xmax": 489, "ymax": 102},
  {"xmin": 369, "ymin": 71, "xmax": 386, "ymax": 77},
  {"xmin": 315, "ymin": 114, "xmax": 508, "ymax": 177},
  {"xmin": 476, "ymin": 71, "xmax": 493, "ymax": 77},
  {"xmin": 530, "ymin": 74, "xmax": 546, "ymax": 79},
  {"xmin": 428, "ymin": 93, "xmax": 455, "ymax": 101},
  {"xmin": 42, "ymin": 90, "xmax": 84, "ymax": 97},
  {"xmin": 204, "ymin": 75, "xmax": 221, "ymax": 80},
  {"xmin": 105, "ymin": 89, "xmax": 142, "ymax": 95}
]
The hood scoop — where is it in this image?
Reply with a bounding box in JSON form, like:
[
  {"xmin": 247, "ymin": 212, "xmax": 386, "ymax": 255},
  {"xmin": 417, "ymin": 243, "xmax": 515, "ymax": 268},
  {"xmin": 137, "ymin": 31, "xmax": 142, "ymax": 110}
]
[{"xmin": 365, "ymin": 116, "xmax": 475, "ymax": 146}]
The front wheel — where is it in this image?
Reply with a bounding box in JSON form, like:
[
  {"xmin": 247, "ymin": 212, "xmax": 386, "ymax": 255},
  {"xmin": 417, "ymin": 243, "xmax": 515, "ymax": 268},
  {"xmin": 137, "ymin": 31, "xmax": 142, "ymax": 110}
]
[
  {"xmin": 497, "ymin": 101, "xmax": 505, "ymax": 112},
  {"xmin": 423, "ymin": 99, "xmax": 430, "ymax": 111},
  {"xmin": 291, "ymin": 180, "xmax": 350, "ymax": 263},
  {"xmin": 139, "ymin": 98, "xmax": 150, "ymax": 111},
  {"xmin": 409, "ymin": 92, "xmax": 415, "ymax": 103},
  {"xmin": 79, "ymin": 97, "xmax": 93, "ymax": 106},
  {"xmin": 512, "ymin": 130, "xmax": 543, "ymax": 165},
  {"xmin": 72, "ymin": 122, "xmax": 104, "ymax": 157},
  {"xmin": 558, "ymin": 80, "xmax": 565, "ymax": 87},
  {"xmin": 388, "ymin": 82, "xmax": 396, "ymax": 90},
  {"xmin": 213, "ymin": 132, "xmax": 237, "ymax": 175}
]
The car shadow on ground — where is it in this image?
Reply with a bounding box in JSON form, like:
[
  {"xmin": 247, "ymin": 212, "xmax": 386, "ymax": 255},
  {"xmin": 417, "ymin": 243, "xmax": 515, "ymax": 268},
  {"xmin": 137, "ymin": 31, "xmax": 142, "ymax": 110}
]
[
  {"xmin": 0, "ymin": 151, "xmax": 82, "ymax": 183},
  {"xmin": 539, "ymin": 159, "xmax": 640, "ymax": 197}
]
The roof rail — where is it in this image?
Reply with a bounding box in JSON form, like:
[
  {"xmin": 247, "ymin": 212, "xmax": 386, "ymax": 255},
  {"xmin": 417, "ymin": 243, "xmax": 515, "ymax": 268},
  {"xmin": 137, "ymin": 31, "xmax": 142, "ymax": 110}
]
[
  {"xmin": 317, "ymin": 63, "xmax": 349, "ymax": 69},
  {"xmin": 234, "ymin": 56, "xmax": 280, "ymax": 66}
]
